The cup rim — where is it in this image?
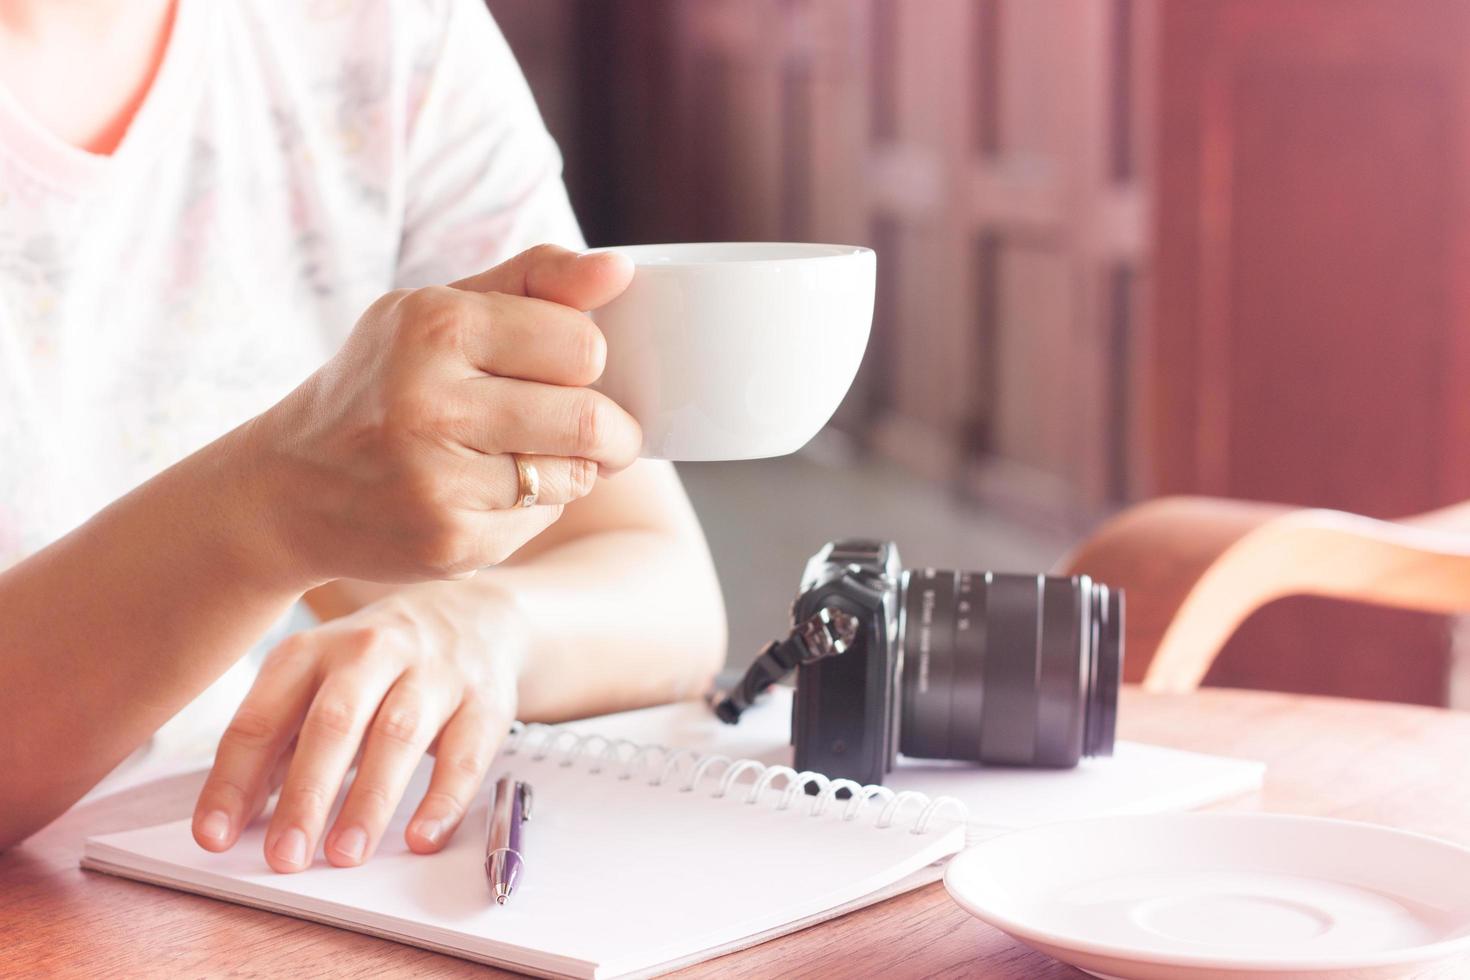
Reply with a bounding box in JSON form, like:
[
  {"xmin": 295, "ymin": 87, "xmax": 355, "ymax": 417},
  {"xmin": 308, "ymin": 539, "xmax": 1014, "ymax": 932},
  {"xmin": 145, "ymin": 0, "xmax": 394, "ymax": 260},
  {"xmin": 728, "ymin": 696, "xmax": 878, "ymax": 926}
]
[{"xmin": 585, "ymin": 242, "xmax": 873, "ymax": 267}]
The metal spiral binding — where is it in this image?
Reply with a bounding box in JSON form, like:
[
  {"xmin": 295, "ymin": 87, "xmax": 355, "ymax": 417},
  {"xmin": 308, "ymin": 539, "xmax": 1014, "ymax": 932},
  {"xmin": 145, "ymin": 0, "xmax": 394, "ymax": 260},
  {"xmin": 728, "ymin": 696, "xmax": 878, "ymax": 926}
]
[{"xmin": 503, "ymin": 721, "xmax": 969, "ymax": 835}]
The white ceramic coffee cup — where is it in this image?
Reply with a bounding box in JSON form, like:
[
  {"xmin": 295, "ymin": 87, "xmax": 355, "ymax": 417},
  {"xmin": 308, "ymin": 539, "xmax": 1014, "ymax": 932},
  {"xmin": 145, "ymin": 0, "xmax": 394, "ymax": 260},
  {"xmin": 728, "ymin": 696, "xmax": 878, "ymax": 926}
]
[{"xmin": 587, "ymin": 242, "xmax": 876, "ymax": 461}]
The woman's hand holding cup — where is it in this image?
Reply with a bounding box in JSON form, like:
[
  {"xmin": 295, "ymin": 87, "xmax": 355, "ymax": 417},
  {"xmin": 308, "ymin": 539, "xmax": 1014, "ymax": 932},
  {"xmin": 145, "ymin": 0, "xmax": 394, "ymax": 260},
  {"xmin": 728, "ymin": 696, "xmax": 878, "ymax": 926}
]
[{"xmin": 249, "ymin": 244, "xmax": 641, "ymax": 586}]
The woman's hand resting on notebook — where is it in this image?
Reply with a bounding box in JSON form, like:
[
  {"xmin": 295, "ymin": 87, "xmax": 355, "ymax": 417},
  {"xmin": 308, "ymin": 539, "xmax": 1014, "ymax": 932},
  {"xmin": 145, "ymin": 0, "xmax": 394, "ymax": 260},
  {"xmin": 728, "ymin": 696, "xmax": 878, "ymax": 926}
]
[{"xmin": 191, "ymin": 583, "xmax": 524, "ymax": 872}]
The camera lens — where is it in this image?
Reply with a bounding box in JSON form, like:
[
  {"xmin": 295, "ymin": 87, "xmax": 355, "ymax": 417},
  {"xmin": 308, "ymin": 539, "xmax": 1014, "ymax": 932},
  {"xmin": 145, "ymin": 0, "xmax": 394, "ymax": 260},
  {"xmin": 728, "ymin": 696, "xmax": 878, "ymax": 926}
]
[{"xmin": 897, "ymin": 570, "xmax": 1122, "ymax": 767}]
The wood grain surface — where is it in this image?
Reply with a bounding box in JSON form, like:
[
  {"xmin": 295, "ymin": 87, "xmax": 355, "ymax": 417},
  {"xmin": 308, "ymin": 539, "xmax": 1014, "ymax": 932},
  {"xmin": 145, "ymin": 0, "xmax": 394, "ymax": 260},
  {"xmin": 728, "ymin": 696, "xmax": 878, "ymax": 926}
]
[{"xmin": 5, "ymin": 687, "xmax": 1470, "ymax": 978}]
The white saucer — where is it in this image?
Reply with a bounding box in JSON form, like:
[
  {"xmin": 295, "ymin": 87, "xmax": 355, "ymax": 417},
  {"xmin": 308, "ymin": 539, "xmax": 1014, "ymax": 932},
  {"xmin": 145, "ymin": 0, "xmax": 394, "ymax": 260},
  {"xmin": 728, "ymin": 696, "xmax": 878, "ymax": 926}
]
[{"xmin": 943, "ymin": 813, "xmax": 1470, "ymax": 980}]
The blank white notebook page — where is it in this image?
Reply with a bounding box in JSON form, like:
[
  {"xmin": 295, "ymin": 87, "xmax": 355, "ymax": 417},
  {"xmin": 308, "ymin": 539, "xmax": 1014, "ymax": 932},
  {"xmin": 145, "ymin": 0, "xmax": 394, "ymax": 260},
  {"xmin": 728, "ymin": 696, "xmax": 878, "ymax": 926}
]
[{"xmin": 84, "ymin": 727, "xmax": 966, "ymax": 980}]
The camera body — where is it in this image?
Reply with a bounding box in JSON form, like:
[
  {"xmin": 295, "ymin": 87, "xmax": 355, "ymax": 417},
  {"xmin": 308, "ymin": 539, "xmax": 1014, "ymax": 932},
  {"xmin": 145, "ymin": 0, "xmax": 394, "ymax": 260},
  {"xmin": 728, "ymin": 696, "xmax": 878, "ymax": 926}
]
[
  {"xmin": 790, "ymin": 540, "xmax": 906, "ymax": 787},
  {"xmin": 787, "ymin": 539, "xmax": 1123, "ymax": 786}
]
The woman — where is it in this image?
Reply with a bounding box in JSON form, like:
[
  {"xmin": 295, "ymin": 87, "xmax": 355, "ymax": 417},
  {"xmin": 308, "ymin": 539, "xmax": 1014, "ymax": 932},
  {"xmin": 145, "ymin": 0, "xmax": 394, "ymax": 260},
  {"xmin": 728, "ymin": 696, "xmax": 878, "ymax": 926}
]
[{"xmin": 0, "ymin": 0, "xmax": 727, "ymax": 872}]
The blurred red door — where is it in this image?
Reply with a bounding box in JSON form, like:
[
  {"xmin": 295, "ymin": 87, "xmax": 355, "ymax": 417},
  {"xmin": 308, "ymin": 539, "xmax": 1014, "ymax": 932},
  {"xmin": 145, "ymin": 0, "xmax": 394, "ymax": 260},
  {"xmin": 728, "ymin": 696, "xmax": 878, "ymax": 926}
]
[{"xmin": 1150, "ymin": 0, "xmax": 1470, "ymax": 704}]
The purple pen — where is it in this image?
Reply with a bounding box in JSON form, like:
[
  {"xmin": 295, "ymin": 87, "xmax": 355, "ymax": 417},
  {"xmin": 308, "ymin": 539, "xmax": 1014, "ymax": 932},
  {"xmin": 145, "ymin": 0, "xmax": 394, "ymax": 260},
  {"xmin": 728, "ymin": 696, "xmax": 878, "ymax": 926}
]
[{"xmin": 486, "ymin": 775, "xmax": 531, "ymax": 905}]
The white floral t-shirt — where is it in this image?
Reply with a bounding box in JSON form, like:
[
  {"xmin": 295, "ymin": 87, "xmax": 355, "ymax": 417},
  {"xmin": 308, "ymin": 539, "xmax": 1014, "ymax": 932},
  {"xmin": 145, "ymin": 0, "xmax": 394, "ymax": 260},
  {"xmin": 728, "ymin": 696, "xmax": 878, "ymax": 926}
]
[
  {"xmin": 0, "ymin": 0, "xmax": 583, "ymax": 775},
  {"xmin": 0, "ymin": 0, "xmax": 583, "ymax": 568}
]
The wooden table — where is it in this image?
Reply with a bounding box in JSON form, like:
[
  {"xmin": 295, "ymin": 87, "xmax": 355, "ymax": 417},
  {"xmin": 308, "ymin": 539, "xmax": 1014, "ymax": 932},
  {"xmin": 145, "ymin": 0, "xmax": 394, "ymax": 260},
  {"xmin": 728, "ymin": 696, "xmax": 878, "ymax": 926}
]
[{"xmin": 6, "ymin": 687, "xmax": 1470, "ymax": 978}]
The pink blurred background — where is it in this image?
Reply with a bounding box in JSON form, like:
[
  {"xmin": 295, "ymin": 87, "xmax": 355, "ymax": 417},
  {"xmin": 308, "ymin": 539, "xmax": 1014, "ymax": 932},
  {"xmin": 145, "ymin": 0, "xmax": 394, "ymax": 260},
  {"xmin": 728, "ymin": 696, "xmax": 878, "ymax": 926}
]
[{"xmin": 489, "ymin": 0, "xmax": 1470, "ymax": 708}]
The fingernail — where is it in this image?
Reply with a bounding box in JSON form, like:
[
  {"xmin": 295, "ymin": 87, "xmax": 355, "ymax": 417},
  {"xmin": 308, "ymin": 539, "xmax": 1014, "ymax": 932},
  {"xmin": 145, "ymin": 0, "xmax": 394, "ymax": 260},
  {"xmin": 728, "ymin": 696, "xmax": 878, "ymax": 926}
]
[
  {"xmin": 335, "ymin": 826, "xmax": 367, "ymax": 863},
  {"xmin": 272, "ymin": 827, "xmax": 308, "ymax": 869},
  {"xmin": 198, "ymin": 809, "xmax": 230, "ymax": 844},
  {"xmin": 414, "ymin": 819, "xmax": 444, "ymax": 846},
  {"xmin": 582, "ymin": 247, "xmax": 629, "ymax": 266}
]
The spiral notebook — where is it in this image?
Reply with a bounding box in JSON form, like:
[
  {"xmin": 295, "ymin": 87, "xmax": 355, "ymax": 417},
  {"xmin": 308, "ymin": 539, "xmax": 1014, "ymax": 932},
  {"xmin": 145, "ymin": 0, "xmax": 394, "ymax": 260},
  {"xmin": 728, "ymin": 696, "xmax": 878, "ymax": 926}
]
[
  {"xmin": 82, "ymin": 717, "xmax": 970, "ymax": 980},
  {"xmin": 82, "ymin": 690, "xmax": 1262, "ymax": 978},
  {"xmin": 573, "ymin": 687, "xmax": 1266, "ymax": 835}
]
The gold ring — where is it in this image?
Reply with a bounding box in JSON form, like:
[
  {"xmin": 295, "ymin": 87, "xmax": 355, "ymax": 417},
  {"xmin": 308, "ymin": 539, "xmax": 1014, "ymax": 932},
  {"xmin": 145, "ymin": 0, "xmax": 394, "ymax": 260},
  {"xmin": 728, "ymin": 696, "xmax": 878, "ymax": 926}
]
[{"xmin": 513, "ymin": 454, "xmax": 540, "ymax": 508}]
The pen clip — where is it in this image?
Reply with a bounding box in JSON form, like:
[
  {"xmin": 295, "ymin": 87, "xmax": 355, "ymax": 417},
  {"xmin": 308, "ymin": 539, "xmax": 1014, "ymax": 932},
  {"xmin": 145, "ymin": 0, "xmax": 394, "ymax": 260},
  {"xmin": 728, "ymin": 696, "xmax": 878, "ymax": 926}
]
[{"xmin": 517, "ymin": 781, "xmax": 533, "ymax": 822}]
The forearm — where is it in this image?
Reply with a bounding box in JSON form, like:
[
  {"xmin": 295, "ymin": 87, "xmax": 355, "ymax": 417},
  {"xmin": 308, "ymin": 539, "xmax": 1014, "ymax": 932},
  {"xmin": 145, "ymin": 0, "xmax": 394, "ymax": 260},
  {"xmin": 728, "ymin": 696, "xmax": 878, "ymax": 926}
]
[
  {"xmin": 0, "ymin": 420, "xmax": 309, "ymax": 846},
  {"xmin": 349, "ymin": 462, "xmax": 728, "ymax": 722},
  {"xmin": 373, "ymin": 525, "xmax": 723, "ymax": 726},
  {"xmin": 499, "ymin": 527, "xmax": 726, "ymax": 719}
]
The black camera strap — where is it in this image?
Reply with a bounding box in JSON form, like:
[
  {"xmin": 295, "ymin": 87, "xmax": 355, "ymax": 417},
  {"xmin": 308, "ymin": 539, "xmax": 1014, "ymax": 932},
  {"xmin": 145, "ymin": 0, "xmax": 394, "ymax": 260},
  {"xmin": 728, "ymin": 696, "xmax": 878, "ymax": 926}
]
[{"xmin": 710, "ymin": 606, "xmax": 860, "ymax": 724}]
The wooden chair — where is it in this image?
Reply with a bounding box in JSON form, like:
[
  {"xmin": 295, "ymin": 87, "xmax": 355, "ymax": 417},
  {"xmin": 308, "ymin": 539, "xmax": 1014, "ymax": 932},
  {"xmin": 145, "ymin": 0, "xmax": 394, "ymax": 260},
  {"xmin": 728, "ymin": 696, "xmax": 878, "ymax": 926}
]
[{"xmin": 1056, "ymin": 496, "xmax": 1470, "ymax": 693}]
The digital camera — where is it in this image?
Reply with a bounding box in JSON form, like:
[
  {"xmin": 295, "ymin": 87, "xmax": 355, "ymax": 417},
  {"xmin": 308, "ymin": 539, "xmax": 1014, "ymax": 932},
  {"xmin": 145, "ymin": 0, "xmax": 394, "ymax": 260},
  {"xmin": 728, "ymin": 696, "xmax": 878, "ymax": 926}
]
[{"xmin": 713, "ymin": 539, "xmax": 1123, "ymax": 786}]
